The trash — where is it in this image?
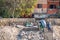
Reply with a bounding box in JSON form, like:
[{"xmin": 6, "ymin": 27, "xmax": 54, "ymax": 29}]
[
  {"xmin": 16, "ymin": 25, "xmax": 25, "ymax": 28},
  {"xmin": 33, "ymin": 25, "xmax": 38, "ymax": 28},
  {"xmin": 18, "ymin": 30, "xmax": 44, "ymax": 40},
  {"xmin": 24, "ymin": 22, "xmax": 33, "ymax": 27}
]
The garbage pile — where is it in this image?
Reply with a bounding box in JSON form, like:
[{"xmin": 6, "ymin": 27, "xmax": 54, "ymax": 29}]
[
  {"xmin": 17, "ymin": 30, "xmax": 44, "ymax": 40},
  {"xmin": 24, "ymin": 21, "xmax": 38, "ymax": 28}
]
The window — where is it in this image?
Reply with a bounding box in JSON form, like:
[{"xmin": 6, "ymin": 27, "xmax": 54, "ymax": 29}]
[
  {"xmin": 37, "ymin": 4, "xmax": 42, "ymax": 8},
  {"xmin": 49, "ymin": 4, "xmax": 56, "ymax": 9}
]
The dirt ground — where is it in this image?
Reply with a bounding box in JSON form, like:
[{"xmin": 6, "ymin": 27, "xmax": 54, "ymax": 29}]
[{"xmin": 0, "ymin": 25, "xmax": 57, "ymax": 40}]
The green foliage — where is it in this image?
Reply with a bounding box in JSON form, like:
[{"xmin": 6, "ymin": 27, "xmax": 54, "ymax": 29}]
[
  {"xmin": 0, "ymin": 0, "xmax": 37, "ymax": 18},
  {"xmin": 0, "ymin": 8, "xmax": 9, "ymax": 18}
]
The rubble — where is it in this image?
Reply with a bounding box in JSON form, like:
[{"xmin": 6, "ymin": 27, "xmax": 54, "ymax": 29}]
[
  {"xmin": 0, "ymin": 26, "xmax": 24, "ymax": 40},
  {"xmin": 53, "ymin": 25, "xmax": 60, "ymax": 40},
  {"xmin": 17, "ymin": 29, "xmax": 44, "ymax": 40}
]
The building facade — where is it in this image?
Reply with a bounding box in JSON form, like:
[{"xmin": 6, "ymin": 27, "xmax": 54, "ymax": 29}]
[
  {"xmin": 48, "ymin": 0, "xmax": 59, "ymax": 14},
  {"xmin": 33, "ymin": 0, "xmax": 59, "ymax": 14}
]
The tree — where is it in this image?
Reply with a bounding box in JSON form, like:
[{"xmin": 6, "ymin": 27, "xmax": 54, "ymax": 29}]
[
  {"xmin": 14, "ymin": 0, "xmax": 37, "ymax": 18},
  {"xmin": 0, "ymin": 0, "xmax": 13, "ymax": 18},
  {"xmin": 0, "ymin": 0, "xmax": 37, "ymax": 18}
]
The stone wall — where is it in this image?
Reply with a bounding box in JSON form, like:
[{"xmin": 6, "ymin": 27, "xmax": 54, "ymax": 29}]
[
  {"xmin": 0, "ymin": 18, "xmax": 60, "ymax": 26},
  {"xmin": 0, "ymin": 18, "xmax": 35, "ymax": 26},
  {"xmin": 48, "ymin": 18, "xmax": 60, "ymax": 25}
]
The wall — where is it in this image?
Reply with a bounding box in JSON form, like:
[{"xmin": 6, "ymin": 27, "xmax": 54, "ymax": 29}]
[
  {"xmin": 0, "ymin": 18, "xmax": 35, "ymax": 26},
  {"xmin": 47, "ymin": 0, "xmax": 59, "ymax": 14},
  {"xmin": 33, "ymin": 0, "xmax": 47, "ymax": 13},
  {"xmin": 0, "ymin": 18, "xmax": 60, "ymax": 26},
  {"xmin": 33, "ymin": 0, "xmax": 59, "ymax": 14}
]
